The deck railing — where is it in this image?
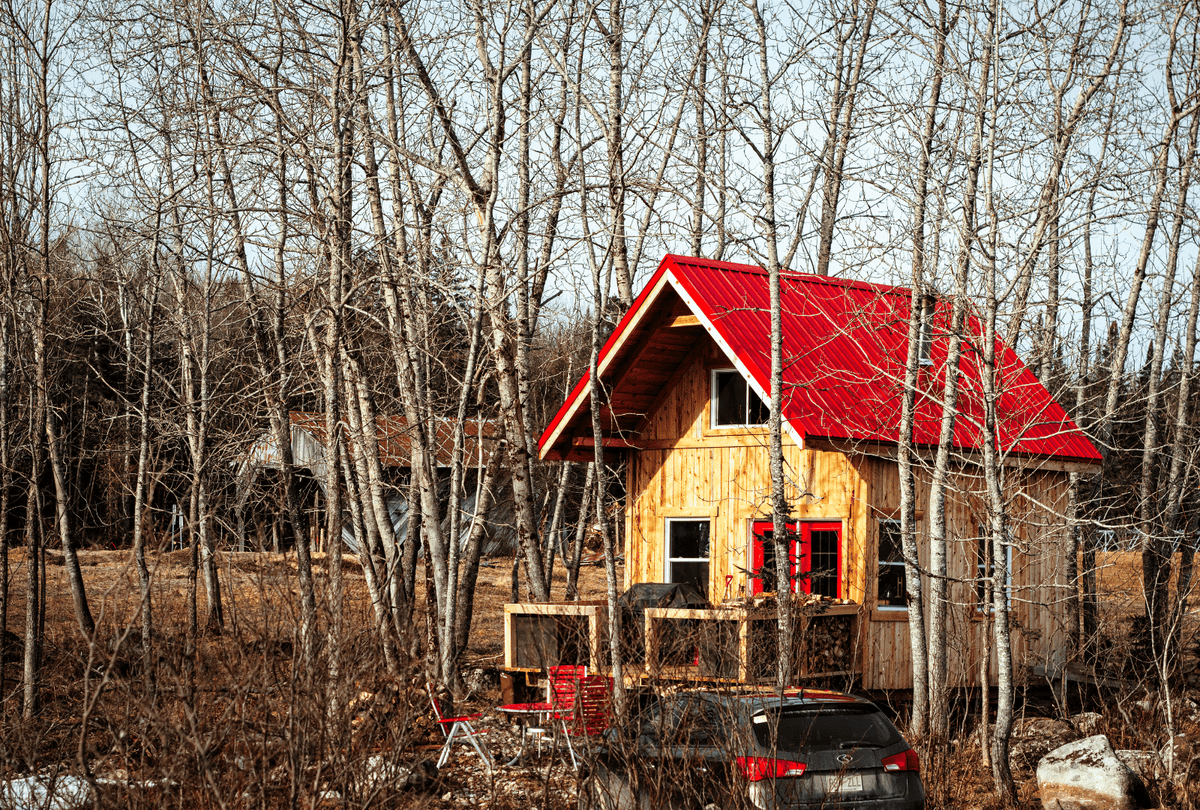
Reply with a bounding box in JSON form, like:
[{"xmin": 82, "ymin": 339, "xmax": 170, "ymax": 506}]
[{"xmin": 503, "ymin": 600, "xmax": 862, "ymax": 685}]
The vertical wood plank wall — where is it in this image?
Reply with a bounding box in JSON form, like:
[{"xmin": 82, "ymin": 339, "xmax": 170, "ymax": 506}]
[
  {"xmin": 860, "ymin": 461, "xmax": 1070, "ymax": 690},
  {"xmin": 625, "ymin": 343, "xmax": 868, "ymax": 607},
  {"xmin": 624, "ymin": 340, "xmax": 1072, "ymax": 691}
]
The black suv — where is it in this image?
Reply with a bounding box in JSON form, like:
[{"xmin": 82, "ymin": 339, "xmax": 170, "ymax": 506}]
[{"xmin": 578, "ymin": 688, "xmax": 924, "ymax": 810}]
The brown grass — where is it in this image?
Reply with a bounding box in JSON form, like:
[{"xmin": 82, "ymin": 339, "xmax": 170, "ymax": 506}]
[{"xmin": 2, "ymin": 548, "xmax": 1193, "ymax": 808}]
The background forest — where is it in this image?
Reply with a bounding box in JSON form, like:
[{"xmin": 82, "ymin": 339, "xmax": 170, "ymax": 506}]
[{"xmin": 2, "ymin": 0, "xmax": 1200, "ymax": 804}]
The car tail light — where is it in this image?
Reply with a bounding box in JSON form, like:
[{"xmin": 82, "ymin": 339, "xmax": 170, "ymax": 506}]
[
  {"xmin": 736, "ymin": 756, "xmax": 807, "ymax": 781},
  {"xmin": 881, "ymin": 748, "xmax": 920, "ymax": 773}
]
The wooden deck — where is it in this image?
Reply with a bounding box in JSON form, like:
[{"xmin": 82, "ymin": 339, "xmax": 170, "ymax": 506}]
[{"xmin": 503, "ymin": 600, "xmax": 862, "ymax": 685}]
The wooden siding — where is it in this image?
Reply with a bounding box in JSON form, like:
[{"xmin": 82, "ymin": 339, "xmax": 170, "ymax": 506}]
[
  {"xmin": 860, "ymin": 458, "xmax": 1070, "ymax": 690},
  {"xmin": 626, "ymin": 342, "xmax": 868, "ymax": 606},
  {"xmin": 624, "ymin": 338, "xmax": 1072, "ymax": 692}
]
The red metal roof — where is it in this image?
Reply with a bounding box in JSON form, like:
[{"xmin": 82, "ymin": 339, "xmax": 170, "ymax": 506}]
[{"xmin": 539, "ymin": 254, "xmax": 1101, "ymax": 465}]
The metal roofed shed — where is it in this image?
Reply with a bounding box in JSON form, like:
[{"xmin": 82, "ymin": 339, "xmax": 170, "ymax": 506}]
[{"xmin": 236, "ymin": 412, "xmax": 514, "ymax": 556}]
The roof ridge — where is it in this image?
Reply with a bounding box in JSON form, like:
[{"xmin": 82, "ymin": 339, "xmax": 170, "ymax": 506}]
[{"xmin": 665, "ymin": 254, "xmax": 911, "ymax": 298}]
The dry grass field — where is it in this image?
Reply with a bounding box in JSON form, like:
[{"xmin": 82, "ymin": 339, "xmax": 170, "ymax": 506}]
[
  {"xmin": 0, "ymin": 546, "xmax": 614, "ymax": 809},
  {"xmin": 0, "ymin": 546, "xmax": 1195, "ymax": 809},
  {"xmin": 1, "ymin": 546, "xmax": 611, "ymax": 660}
]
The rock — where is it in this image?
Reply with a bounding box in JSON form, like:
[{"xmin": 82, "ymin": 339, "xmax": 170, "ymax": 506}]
[
  {"xmin": 0, "ymin": 774, "xmax": 92, "ymax": 809},
  {"xmin": 1160, "ymin": 734, "xmax": 1190, "ymax": 776},
  {"xmin": 356, "ymin": 756, "xmax": 439, "ymax": 794},
  {"xmin": 396, "ymin": 758, "xmax": 439, "ymax": 791},
  {"xmin": 1018, "ymin": 718, "xmax": 1076, "ymax": 738},
  {"xmin": 465, "ymin": 668, "xmax": 497, "ymax": 695},
  {"xmin": 1071, "ymin": 712, "xmax": 1104, "ymax": 736},
  {"xmin": 1038, "ymin": 735, "xmax": 1147, "ymax": 810}
]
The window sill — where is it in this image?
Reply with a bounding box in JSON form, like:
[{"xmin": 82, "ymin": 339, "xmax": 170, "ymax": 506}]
[
  {"xmin": 871, "ymin": 608, "xmax": 910, "ymax": 622},
  {"xmin": 705, "ymin": 424, "xmax": 768, "ymax": 434}
]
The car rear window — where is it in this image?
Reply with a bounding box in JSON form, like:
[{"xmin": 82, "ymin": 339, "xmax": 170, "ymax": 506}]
[{"xmin": 752, "ymin": 705, "xmax": 902, "ymax": 752}]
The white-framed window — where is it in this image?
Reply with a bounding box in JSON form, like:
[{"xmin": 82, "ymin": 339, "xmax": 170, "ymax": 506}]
[
  {"xmin": 710, "ymin": 369, "xmax": 768, "ymax": 428},
  {"xmin": 975, "ymin": 528, "xmax": 1013, "ymax": 612},
  {"xmin": 665, "ymin": 518, "xmax": 711, "ymax": 595},
  {"xmin": 876, "ymin": 519, "xmax": 908, "ymax": 610}
]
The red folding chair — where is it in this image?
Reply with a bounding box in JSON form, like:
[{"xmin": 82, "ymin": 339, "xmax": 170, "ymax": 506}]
[
  {"xmin": 427, "ymin": 682, "xmax": 493, "ymax": 772},
  {"xmin": 548, "ymin": 666, "xmax": 612, "ymax": 770}
]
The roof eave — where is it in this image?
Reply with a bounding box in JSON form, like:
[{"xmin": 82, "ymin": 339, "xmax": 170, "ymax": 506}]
[
  {"xmin": 807, "ymin": 436, "xmax": 1103, "ymax": 473},
  {"xmin": 537, "ymin": 259, "xmax": 678, "ymax": 460}
]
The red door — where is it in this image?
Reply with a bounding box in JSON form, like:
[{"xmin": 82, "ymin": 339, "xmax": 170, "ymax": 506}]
[
  {"xmin": 751, "ymin": 521, "xmax": 842, "ymax": 598},
  {"xmin": 750, "ymin": 520, "xmax": 797, "ymax": 595}
]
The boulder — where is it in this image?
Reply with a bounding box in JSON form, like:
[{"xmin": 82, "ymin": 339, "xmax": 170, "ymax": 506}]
[
  {"xmin": 1037, "ymin": 735, "xmax": 1147, "ymax": 810},
  {"xmin": 1115, "ymin": 750, "xmax": 1161, "ymax": 783},
  {"xmin": 355, "ymin": 756, "xmax": 439, "ymax": 794},
  {"xmin": 465, "ymin": 667, "xmax": 498, "ymax": 695},
  {"xmin": 1070, "ymin": 712, "xmax": 1104, "ymax": 736},
  {"xmin": 1160, "ymin": 734, "xmax": 1190, "ymax": 777}
]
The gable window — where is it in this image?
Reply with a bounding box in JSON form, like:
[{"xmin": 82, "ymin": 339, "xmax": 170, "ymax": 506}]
[
  {"xmin": 750, "ymin": 520, "xmax": 842, "ymax": 598},
  {"xmin": 877, "ymin": 520, "xmax": 908, "ymax": 609},
  {"xmin": 666, "ymin": 519, "xmax": 710, "ymax": 595},
  {"xmin": 711, "ymin": 369, "xmax": 768, "ymax": 428},
  {"xmin": 976, "ymin": 528, "xmax": 1013, "ymax": 612}
]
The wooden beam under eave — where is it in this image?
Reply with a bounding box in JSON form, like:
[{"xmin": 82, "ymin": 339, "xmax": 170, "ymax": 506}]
[
  {"xmin": 572, "ymin": 437, "xmax": 641, "ymax": 449},
  {"xmin": 666, "ymin": 315, "xmax": 701, "ymax": 328},
  {"xmin": 602, "ymin": 308, "xmax": 677, "ymax": 399}
]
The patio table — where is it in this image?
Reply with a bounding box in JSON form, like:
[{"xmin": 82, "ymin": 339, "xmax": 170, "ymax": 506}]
[{"xmin": 495, "ymin": 702, "xmax": 554, "ymax": 766}]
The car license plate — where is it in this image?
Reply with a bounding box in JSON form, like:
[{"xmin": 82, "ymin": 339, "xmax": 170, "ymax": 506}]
[{"xmin": 833, "ymin": 774, "xmax": 863, "ymax": 793}]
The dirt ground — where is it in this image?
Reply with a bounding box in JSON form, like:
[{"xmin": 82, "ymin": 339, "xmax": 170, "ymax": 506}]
[
  {"xmin": 0, "ymin": 547, "xmax": 1191, "ymax": 809},
  {"xmin": 0, "ymin": 546, "xmax": 611, "ymax": 656}
]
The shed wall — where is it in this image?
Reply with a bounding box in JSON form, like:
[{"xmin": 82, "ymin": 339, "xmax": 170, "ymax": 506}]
[{"xmin": 859, "ymin": 458, "xmax": 1069, "ymax": 690}]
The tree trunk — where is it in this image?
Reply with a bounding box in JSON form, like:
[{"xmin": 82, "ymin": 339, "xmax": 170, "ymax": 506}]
[
  {"xmin": 589, "ymin": 268, "xmax": 627, "ymax": 719},
  {"xmin": 453, "ymin": 443, "xmax": 504, "ymax": 655},
  {"xmin": 928, "ymin": 7, "xmax": 993, "ymax": 740},
  {"xmin": 897, "ymin": 0, "xmax": 949, "ymax": 738},
  {"xmin": 1139, "ymin": 103, "xmax": 1200, "ymax": 662},
  {"xmin": 1166, "ymin": 251, "xmax": 1200, "ymax": 635},
  {"xmin": 22, "ymin": 387, "xmax": 41, "ymax": 717},
  {"xmin": 1096, "ymin": 6, "xmax": 1189, "ymax": 454},
  {"xmin": 815, "ymin": 0, "xmax": 877, "ymax": 276},
  {"xmin": 565, "ymin": 463, "xmax": 595, "ymax": 601},
  {"xmin": 980, "ymin": 7, "xmax": 1014, "ymax": 793},
  {"xmin": 0, "ymin": 316, "xmax": 8, "ymax": 710}
]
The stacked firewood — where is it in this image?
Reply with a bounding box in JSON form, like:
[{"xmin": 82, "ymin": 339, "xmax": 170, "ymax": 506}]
[{"xmin": 799, "ymin": 615, "xmax": 854, "ymax": 673}]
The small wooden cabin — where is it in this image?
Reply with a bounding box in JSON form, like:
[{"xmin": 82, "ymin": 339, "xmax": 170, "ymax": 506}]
[{"xmin": 535, "ymin": 254, "xmax": 1101, "ymax": 691}]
